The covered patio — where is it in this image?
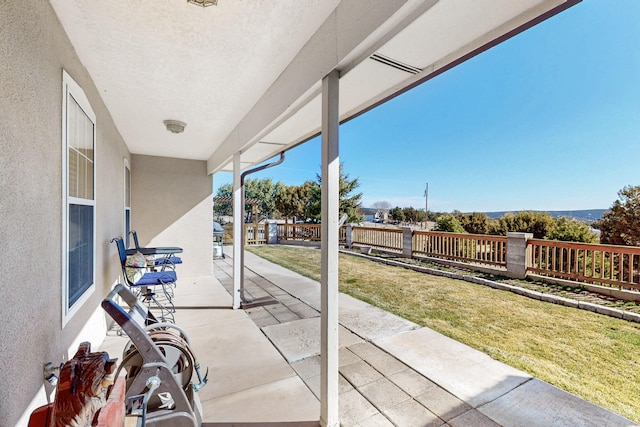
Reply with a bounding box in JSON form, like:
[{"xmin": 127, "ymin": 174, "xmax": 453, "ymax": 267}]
[
  {"xmin": 99, "ymin": 248, "xmax": 634, "ymax": 426},
  {"xmin": 2, "ymin": 0, "xmax": 602, "ymax": 425}
]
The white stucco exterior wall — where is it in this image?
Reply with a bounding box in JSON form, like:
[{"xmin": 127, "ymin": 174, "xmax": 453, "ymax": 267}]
[
  {"xmin": 0, "ymin": 1, "xmax": 130, "ymax": 425},
  {"xmin": 130, "ymin": 154, "xmax": 213, "ymax": 277}
]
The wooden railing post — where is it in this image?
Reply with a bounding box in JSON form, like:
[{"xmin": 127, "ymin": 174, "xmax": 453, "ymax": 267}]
[
  {"xmin": 506, "ymin": 232, "xmax": 532, "ymax": 279},
  {"xmin": 345, "ymin": 223, "xmax": 353, "ymax": 248},
  {"xmin": 402, "ymin": 227, "xmax": 413, "ymax": 258}
]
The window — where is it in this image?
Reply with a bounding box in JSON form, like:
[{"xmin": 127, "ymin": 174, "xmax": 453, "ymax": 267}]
[
  {"xmin": 124, "ymin": 158, "xmax": 131, "ymax": 248},
  {"xmin": 62, "ymin": 70, "xmax": 96, "ymax": 323}
]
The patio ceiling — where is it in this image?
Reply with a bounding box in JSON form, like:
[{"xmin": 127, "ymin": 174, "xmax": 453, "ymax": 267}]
[{"xmin": 49, "ymin": 0, "xmax": 579, "ymax": 174}]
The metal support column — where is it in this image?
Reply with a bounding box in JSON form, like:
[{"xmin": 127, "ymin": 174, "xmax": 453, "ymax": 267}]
[
  {"xmin": 320, "ymin": 69, "xmax": 340, "ymax": 427},
  {"xmin": 232, "ymin": 152, "xmax": 242, "ymax": 310}
]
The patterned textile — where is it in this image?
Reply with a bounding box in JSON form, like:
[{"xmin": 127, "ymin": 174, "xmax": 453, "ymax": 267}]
[{"xmin": 125, "ymin": 251, "xmax": 146, "ymax": 284}]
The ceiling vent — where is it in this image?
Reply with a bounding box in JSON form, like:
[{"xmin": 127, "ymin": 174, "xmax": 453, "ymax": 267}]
[{"xmin": 370, "ymin": 53, "xmax": 422, "ymax": 75}]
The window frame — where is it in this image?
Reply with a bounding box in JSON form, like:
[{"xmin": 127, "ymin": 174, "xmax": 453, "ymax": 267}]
[
  {"xmin": 61, "ymin": 70, "xmax": 97, "ymax": 326},
  {"xmin": 124, "ymin": 158, "xmax": 131, "ymax": 248}
]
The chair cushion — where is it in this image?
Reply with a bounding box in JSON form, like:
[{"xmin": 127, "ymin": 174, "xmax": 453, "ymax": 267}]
[
  {"xmin": 134, "ymin": 271, "xmax": 177, "ymax": 286},
  {"xmin": 125, "ymin": 251, "xmax": 146, "ymax": 284},
  {"xmin": 154, "ymin": 256, "xmax": 183, "ymax": 266}
]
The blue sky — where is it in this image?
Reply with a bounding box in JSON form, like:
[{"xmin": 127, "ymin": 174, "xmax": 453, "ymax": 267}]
[{"xmin": 214, "ymin": 0, "xmax": 640, "ymax": 213}]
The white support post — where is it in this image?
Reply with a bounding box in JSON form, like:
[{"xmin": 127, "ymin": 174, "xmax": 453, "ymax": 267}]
[
  {"xmin": 320, "ymin": 69, "xmax": 340, "ymax": 427},
  {"xmin": 232, "ymin": 152, "xmax": 242, "ymax": 310}
]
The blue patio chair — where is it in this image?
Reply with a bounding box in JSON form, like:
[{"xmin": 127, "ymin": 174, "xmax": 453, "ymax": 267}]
[
  {"xmin": 111, "ymin": 237, "xmax": 176, "ymax": 323},
  {"xmin": 129, "ymin": 230, "xmax": 183, "ymax": 269}
]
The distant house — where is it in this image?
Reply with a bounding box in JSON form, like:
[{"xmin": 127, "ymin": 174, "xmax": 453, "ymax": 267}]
[
  {"xmin": 359, "ymin": 207, "xmax": 388, "ymax": 223},
  {"xmin": 360, "ymin": 207, "xmax": 377, "ymax": 222}
]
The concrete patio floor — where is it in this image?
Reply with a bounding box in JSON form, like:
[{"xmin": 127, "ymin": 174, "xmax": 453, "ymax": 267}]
[{"xmin": 100, "ymin": 246, "xmax": 637, "ymax": 426}]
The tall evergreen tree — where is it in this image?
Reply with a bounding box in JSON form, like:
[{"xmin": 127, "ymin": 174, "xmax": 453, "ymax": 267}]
[
  {"xmin": 307, "ymin": 164, "xmax": 363, "ymax": 223},
  {"xmin": 275, "ymin": 181, "xmax": 314, "ymax": 222},
  {"xmin": 213, "ymin": 178, "xmax": 282, "ymax": 221}
]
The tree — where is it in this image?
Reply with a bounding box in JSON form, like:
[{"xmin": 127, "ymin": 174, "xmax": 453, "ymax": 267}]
[
  {"xmin": 387, "ymin": 206, "xmax": 428, "ymax": 224},
  {"xmin": 455, "ymin": 212, "xmax": 490, "ymax": 234},
  {"xmin": 275, "ymin": 181, "xmax": 314, "ymax": 222},
  {"xmin": 547, "ymin": 217, "xmax": 599, "ymax": 243},
  {"xmin": 247, "ymin": 178, "xmax": 283, "ymax": 220},
  {"xmin": 414, "ymin": 209, "xmax": 427, "ymax": 223},
  {"xmin": 594, "ymin": 185, "xmax": 640, "ymax": 246},
  {"xmin": 213, "ymin": 178, "xmax": 282, "ymax": 221},
  {"xmin": 433, "ymin": 214, "xmax": 466, "ymax": 233},
  {"xmin": 213, "ymin": 183, "xmax": 233, "ymax": 217},
  {"xmin": 402, "ymin": 207, "xmax": 419, "ymax": 222},
  {"xmin": 389, "ymin": 206, "xmax": 405, "ymax": 222},
  {"xmin": 307, "ymin": 164, "xmax": 363, "ymax": 223},
  {"xmin": 489, "ymin": 211, "xmax": 555, "ymax": 239}
]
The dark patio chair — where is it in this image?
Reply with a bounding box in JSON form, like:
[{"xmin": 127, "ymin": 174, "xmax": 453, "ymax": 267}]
[{"xmin": 111, "ymin": 237, "xmax": 176, "ymax": 323}]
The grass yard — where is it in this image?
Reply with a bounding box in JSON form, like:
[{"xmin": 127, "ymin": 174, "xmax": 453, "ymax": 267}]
[{"xmin": 247, "ymin": 245, "xmax": 640, "ymax": 423}]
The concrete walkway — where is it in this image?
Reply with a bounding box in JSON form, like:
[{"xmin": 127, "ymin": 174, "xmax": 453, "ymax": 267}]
[
  {"xmin": 100, "ymin": 247, "xmax": 637, "ymax": 426},
  {"xmin": 216, "ymin": 248, "xmax": 636, "ymax": 427}
]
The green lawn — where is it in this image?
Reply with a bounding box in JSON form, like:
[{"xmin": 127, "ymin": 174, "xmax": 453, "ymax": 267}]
[{"xmin": 247, "ymin": 245, "xmax": 640, "ymax": 423}]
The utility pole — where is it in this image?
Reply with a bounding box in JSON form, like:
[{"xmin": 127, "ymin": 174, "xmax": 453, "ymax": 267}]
[{"xmin": 424, "ymin": 182, "xmax": 429, "ymax": 228}]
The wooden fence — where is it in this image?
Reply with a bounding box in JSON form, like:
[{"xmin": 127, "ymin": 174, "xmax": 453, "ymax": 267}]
[
  {"xmin": 277, "ymin": 223, "xmax": 322, "ymax": 241},
  {"xmin": 246, "ymin": 224, "xmax": 268, "ymax": 245},
  {"xmin": 219, "ymin": 223, "xmax": 267, "ymax": 245},
  {"xmin": 264, "ymin": 223, "xmax": 640, "ymax": 294},
  {"xmin": 351, "ymin": 226, "xmax": 403, "ymax": 253},
  {"xmin": 413, "ymin": 231, "xmax": 507, "ymax": 267},
  {"xmin": 528, "ymin": 239, "xmax": 640, "ymax": 291}
]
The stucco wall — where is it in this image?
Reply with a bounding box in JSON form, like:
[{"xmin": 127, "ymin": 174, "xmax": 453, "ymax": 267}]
[
  {"xmin": 131, "ymin": 155, "xmax": 213, "ymax": 277},
  {"xmin": 0, "ymin": 1, "xmax": 129, "ymax": 425}
]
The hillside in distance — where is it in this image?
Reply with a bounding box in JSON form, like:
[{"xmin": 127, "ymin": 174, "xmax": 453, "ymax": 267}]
[{"xmin": 482, "ymin": 209, "xmax": 606, "ymax": 223}]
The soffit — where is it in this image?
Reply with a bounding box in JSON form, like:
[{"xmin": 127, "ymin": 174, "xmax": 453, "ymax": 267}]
[
  {"xmin": 48, "ymin": 0, "xmax": 341, "ymax": 160},
  {"xmin": 48, "ymin": 0, "xmax": 579, "ymax": 172},
  {"xmin": 213, "ymin": 0, "xmax": 579, "ymax": 173}
]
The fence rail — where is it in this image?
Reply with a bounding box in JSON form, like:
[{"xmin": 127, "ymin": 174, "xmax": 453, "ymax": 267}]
[
  {"xmin": 219, "ymin": 224, "xmax": 267, "ymax": 245},
  {"xmin": 245, "ymin": 224, "xmax": 267, "ymax": 245},
  {"xmin": 413, "ymin": 231, "xmax": 507, "ymax": 267},
  {"xmin": 266, "ymin": 223, "xmax": 640, "ymax": 296},
  {"xmin": 352, "ymin": 226, "xmax": 403, "ymax": 253},
  {"xmin": 528, "ymin": 239, "xmax": 640, "ymax": 291},
  {"xmin": 277, "ymin": 223, "xmax": 322, "ymax": 241},
  {"xmin": 275, "ymin": 223, "xmax": 348, "ymax": 242}
]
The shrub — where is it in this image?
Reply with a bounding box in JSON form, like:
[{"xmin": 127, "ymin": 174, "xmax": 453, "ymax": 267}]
[
  {"xmin": 547, "ymin": 217, "xmax": 599, "ymax": 243},
  {"xmin": 434, "ymin": 214, "xmax": 466, "ymax": 233}
]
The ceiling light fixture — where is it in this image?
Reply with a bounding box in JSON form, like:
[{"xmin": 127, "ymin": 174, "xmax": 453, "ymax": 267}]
[
  {"xmin": 187, "ymin": 0, "xmax": 218, "ymax": 7},
  {"xmin": 163, "ymin": 120, "xmax": 186, "ymax": 134}
]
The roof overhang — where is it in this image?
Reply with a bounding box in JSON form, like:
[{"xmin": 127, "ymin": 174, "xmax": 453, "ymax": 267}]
[
  {"xmin": 208, "ymin": 0, "xmax": 580, "ymax": 174},
  {"xmin": 48, "ymin": 0, "xmax": 581, "ymax": 175}
]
